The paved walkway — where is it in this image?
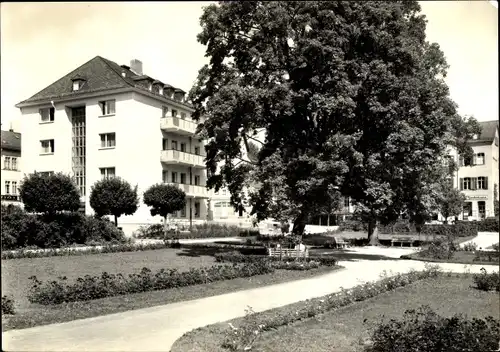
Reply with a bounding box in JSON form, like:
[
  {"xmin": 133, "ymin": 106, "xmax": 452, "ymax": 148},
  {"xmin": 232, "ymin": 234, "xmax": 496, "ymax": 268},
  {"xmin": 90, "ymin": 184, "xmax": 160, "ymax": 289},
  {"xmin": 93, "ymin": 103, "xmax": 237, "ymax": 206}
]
[
  {"xmin": 3, "ymin": 246, "xmax": 497, "ymax": 352},
  {"xmin": 459, "ymin": 231, "xmax": 499, "ymax": 251}
]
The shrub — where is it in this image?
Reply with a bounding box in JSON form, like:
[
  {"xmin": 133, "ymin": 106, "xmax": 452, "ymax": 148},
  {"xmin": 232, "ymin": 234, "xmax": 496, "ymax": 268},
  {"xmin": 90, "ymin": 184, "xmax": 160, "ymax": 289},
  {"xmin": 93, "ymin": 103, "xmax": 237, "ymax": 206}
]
[
  {"xmin": 271, "ymin": 260, "xmax": 320, "ymax": 270},
  {"xmin": 460, "ymin": 242, "xmax": 477, "ymax": 252},
  {"xmin": 222, "ymin": 306, "xmax": 265, "ymax": 351},
  {"xmin": 419, "ymin": 238, "xmax": 455, "ymax": 260},
  {"xmin": 133, "ymin": 223, "xmax": 259, "ymax": 239},
  {"xmin": 477, "ymin": 218, "xmax": 499, "ymax": 232},
  {"xmin": 365, "ymin": 305, "xmax": 500, "ymax": 352},
  {"xmin": 214, "ymin": 251, "xmax": 338, "ymax": 267},
  {"xmin": 493, "ymin": 243, "xmax": 500, "ymax": 252},
  {"xmin": 1, "ymin": 296, "xmax": 15, "ymax": 315},
  {"xmin": 338, "ymin": 219, "xmax": 367, "ymax": 232},
  {"xmin": 473, "ymin": 268, "xmax": 500, "ymax": 291},
  {"xmin": 27, "ymin": 262, "xmax": 275, "ymax": 305}
]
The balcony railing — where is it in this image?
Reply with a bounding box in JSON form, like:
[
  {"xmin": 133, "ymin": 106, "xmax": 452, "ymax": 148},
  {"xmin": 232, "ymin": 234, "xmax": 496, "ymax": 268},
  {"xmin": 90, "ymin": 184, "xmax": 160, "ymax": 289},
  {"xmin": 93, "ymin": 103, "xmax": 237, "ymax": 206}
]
[
  {"xmin": 163, "ymin": 182, "xmax": 210, "ymax": 199},
  {"xmin": 160, "ymin": 149, "xmax": 205, "ymax": 168},
  {"xmin": 160, "ymin": 117, "xmax": 197, "ymax": 136}
]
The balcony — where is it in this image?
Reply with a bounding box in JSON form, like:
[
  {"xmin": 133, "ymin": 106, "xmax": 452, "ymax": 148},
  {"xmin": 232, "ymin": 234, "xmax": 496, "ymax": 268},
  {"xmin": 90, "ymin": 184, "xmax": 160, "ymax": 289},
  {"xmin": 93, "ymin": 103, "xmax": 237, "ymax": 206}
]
[
  {"xmin": 161, "ymin": 149, "xmax": 205, "ymax": 168},
  {"xmin": 160, "ymin": 117, "xmax": 197, "ymax": 136},
  {"xmin": 164, "ymin": 182, "xmax": 210, "ymax": 199}
]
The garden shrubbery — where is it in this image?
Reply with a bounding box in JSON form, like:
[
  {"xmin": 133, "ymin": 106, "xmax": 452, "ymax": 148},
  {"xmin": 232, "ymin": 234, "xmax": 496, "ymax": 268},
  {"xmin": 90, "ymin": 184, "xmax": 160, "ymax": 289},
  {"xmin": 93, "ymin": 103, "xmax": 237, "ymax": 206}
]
[
  {"xmin": 338, "ymin": 219, "xmax": 368, "ymax": 232},
  {"xmin": 365, "ymin": 305, "xmax": 500, "ymax": 352},
  {"xmin": 133, "ymin": 223, "xmax": 259, "ymax": 240},
  {"xmin": 472, "ymin": 268, "xmax": 500, "ymax": 291},
  {"xmin": 28, "ymin": 262, "xmax": 274, "ymax": 305},
  {"xmin": 1, "ymin": 205, "xmax": 125, "ymax": 250},
  {"xmin": 477, "ymin": 218, "xmax": 499, "ymax": 232},
  {"xmin": 1, "ymin": 295, "xmax": 15, "ymax": 315},
  {"xmin": 214, "ymin": 251, "xmax": 338, "ymax": 267}
]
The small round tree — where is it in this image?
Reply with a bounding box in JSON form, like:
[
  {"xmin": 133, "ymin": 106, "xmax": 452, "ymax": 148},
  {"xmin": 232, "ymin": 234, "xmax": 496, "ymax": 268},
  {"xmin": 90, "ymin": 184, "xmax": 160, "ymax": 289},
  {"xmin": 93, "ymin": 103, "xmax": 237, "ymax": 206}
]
[
  {"xmin": 89, "ymin": 177, "xmax": 139, "ymax": 226},
  {"xmin": 19, "ymin": 172, "xmax": 80, "ymax": 215},
  {"xmin": 143, "ymin": 184, "xmax": 186, "ymax": 237}
]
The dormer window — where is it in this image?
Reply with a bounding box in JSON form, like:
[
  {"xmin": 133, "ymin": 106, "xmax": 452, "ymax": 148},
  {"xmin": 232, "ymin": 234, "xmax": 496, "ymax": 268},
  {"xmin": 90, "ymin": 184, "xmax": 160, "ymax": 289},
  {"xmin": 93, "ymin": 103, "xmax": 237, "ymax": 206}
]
[
  {"xmin": 164, "ymin": 86, "xmax": 175, "ymax": 99},
  {"xmin": 71, "ymin": 75, "xmax": 86, "ymax": 91}
]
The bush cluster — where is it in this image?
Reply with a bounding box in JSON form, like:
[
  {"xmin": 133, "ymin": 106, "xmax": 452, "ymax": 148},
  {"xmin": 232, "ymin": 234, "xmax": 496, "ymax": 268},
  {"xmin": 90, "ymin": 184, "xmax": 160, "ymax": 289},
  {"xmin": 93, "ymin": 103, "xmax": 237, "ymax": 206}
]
[
  {"xmin": 477, "ymin": 218, "xmax": 499, "ymax": 232},
  {"xmin": 1, "ymin": 205, "xmax": 125, "ymax": 250},
  {"xmin": 460, "ymin": 242, "xmax": 477, "ymax": 252},
  {"xmin": 214, "ymin": 251, "xmax": 338, "ymax": 267},
  {"xmin": 1, "ymin": 296, "xmax": 15, "ymax": 315},
  {"xmin": 365, "ymin": 305, "xmax": 500, "ymax": 352},
  {"xmin": 133, "ymin": 223, "xmax": 259, "ymax": 240},
  {"xmin": 182, "ymin": 243, "xmax": 268, "ymax": 255},
  {"xmin": 28, "ymin": 262, "xmax": 274, "ymax": 305},
  {"xmin": 338, "ymin": 219, "xmax": 368, "ymax": 232},
  {"xmin": 472, "ymin": 268, "xmax": 500, "ymax": 291},
  {"xmin": 221, "ymin": 266, "xmax": 442, "ymax": 350},
  {"xmin": 419, "ymin": 239, "xmax": 456, "ymax": 260}
]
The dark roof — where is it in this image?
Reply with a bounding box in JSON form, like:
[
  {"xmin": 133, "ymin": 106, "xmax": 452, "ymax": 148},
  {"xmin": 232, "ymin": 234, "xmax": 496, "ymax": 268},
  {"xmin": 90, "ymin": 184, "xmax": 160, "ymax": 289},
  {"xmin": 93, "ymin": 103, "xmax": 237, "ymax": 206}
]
[
  {"xmin": 1, "ymin": 130, "xmax": 21, "ymax": 152},
  {"xmin": 469, "ymin": 120, "xmax": 499, "ymax": 144},
  {"xmin": 17, "ymin": 56, "xmax": 189, "ymax": 106}
]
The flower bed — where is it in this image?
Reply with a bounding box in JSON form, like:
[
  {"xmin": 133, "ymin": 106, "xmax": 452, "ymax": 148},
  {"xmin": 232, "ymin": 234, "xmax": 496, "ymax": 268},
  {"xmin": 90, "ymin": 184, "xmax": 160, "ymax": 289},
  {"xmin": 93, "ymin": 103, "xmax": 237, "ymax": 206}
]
[
  {"xmin": 473, "ymin": 268, "xmax": 500, "ymax": 291},
  {"xmin": 27, "ymin": 262, "xmax": 274, "ymax": 305},
  {"xmin": 133, "ymin": 223, "xmax": 259, "ymax": 240},
  {"xmin": 214, "ymin": 251, "xmax": 338, "ymax": 267}
]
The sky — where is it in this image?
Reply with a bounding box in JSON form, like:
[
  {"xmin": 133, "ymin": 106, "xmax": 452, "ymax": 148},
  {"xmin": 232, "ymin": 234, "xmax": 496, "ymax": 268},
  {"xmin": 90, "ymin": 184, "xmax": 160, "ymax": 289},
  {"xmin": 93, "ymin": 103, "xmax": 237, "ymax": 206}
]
[{"xmin": 1, "ymin": 1, "xmax": 498, "ymax": 132}]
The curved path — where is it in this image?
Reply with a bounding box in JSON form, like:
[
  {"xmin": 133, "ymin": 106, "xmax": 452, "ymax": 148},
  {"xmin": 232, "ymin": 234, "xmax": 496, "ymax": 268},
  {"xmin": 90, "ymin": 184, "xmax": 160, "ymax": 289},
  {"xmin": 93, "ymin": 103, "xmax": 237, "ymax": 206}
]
[
  {"xmin": 2, "ymin": 247, "xmax": 497, "ymax": 352},
  {"xmin": 459, "ymin": 231, "xmax": 499, "ymax": 250}
]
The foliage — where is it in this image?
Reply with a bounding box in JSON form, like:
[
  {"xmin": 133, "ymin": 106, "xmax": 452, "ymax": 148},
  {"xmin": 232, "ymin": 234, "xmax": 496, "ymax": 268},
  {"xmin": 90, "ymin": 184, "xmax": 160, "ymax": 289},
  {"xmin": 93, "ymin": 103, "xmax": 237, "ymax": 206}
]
[
  {"xmin": 19, "ymin": 172, "xmax": 81, "ymax": 214},
  {"xmin": 27, "ymin": 262, "xmax": 274, "ymax": 305},
  {"xmin": 338, "ymin": 219, "xmax": 368, "ymax": 232},
  {"xmin": 365, "ymin": 305, "xmax": 500, "ymax": 352},
  {"xmin": 493, "ymin": 243, "xmax": 500, "ymax": 252},
  {"xmin": 89, "ymin": 177, "xmax": 139, "ymax": 226},
  {"xmin": 419, "ymin": 238, "xmax": 455, "ymax": 260},
  {"xmin": 460, "ymin": 242, "xmax": 477, "ymax": 252},
  {"xmin": 437, "ymin": 181, "xmax": 466, "ymax": 223},
  {"xmin": 214, "ymin": 251, "xmax": 338, "ymax": 267},
  {"xmin": 477, "ymin": 218, "xmax": 499, "ymax": 232},
  {"xmin": 190, "ymin": 1, "xmax": 480, "ymax": 239},
  {"xmin": 494, "ymin": 183, "xmax": 499, "ymax": 217},
  {"xmin": 222, "ymin": 306, "xmax": 265, "ymax": 352},
  {"xmin": 218, "ymin": 266, "xmax": 442, "ymax": 350},
  {"xmin": 472, "ymin": 268, "xmax": 500, "ymax": 291},
  {"xmin": 1, "ymin": 295, "xmax": 15, "ymax": 315},
  {"xmin": 143, "ymin": 184, "xmax": 186, "ymax": 236}
]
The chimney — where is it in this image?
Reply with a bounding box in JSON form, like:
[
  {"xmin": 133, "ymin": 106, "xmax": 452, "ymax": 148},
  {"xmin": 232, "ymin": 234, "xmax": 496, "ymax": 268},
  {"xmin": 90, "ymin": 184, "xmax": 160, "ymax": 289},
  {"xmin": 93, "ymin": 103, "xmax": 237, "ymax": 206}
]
[{"xmin": 130, "ymin": 59, "xmax": 143, "ymax": 76}]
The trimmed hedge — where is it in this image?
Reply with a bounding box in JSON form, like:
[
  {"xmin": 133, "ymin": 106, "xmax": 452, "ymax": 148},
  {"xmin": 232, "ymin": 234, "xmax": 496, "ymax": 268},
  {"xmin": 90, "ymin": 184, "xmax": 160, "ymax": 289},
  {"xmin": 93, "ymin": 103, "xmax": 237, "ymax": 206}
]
[
  {"xmin": 477, "ymin": 218, "xmax": 499, "ymax": 232},
  {"xmin": 214, "ymin": 251, "xmax": 338, "ymax": 267},
  {"xmin": 133, "ymin": 223, "xmax": 259, "ymax": 240},
  {"xmin": 28, "ymin": 262, "xmax": 274, "ymax": 305},
  {"xmin": 366, "ymin": 305, "xmax": 500, "ymax": 352}
]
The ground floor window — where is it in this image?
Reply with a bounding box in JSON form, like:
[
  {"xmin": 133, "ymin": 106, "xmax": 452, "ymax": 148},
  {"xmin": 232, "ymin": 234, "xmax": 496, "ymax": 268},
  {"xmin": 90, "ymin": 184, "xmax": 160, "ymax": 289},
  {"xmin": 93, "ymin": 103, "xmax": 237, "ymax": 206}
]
[
  {"xmin": 463, "ymin": 202, "xmax": 472, "ymax": 218},
  {"xmin": 478, "ymin": 201, "xmax": 486, "ymax": 219}
]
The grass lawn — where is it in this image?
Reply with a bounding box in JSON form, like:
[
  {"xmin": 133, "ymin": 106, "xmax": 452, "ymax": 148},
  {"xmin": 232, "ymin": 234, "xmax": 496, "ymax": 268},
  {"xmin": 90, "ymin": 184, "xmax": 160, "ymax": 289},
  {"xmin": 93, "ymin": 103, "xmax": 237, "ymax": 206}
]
[
  {"xmin": 1, "ymin": 248, "xmax": 343, "ymax": 331},
  {"xmin": 404, "ymin": 250, "xmax": 500, "ymax": 265},
  {"xmin": 171, "ymin": 275, "xmax": 499, "ymax": 352}
]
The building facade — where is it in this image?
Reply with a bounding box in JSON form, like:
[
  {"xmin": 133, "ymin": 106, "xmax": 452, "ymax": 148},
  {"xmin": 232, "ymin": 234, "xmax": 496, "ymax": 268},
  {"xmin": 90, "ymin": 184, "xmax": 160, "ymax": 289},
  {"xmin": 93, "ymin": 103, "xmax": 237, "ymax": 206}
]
[
  {"xmin": 16, "ymin": 56, "xmax": 210, "ymax": 235},
  {"xmin": 1, "ymin": 129, "xmax": 22, "ymax": 206}
]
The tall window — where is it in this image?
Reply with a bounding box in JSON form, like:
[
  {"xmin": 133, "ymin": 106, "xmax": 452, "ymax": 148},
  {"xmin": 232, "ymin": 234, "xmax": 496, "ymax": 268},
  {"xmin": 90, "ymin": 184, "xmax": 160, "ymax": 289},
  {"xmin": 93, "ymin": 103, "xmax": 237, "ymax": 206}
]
[
  {"xmin": 460, "ymin": 156, "xmax": 472, "ymax": 166},
  {"xmin": 463, "ymin": 202, "xmax": 472, "ymax": 217},
  {"xmin": 100, "ymin": 133, "xmax": 116, "ymax": 148},
  {"xmin": 478, "ymin": 201, "xmax": 486, "ymax": 219},
  {"xmin": 72, "ymin": 106, "xmax": 86, "ymax": 197},
  {"xmin": 171, "ymin": 172, "xmax": 177, "ymax": 183},
  {"xmin": 40, "ymin": 107, "xmax": 55, "ymax": 122},
  {"xmin": 194, "ymin": 201, "xmax": 200, "ymax": 218},
  {"xmin": 40, "ymin": 139, "xmax": 55, "ymax": 154},
  {"xmin": 162, "ymin": 138, "xmax": 168, "ymax": 150},
  {"xmin": 194, "ymin": 147, "xmax": 200, "ymax": 155},
  {"xmin": 4, "ymin": 181, "xmax": 10, "ymax": 194},
  {"xmin": 162, "ymin": 170, "xmax": 168, "ymax": 183},
  {"xmin": 194, "ymin": 175, "xmax": 200, "ymax": 186},
  {"xmin": 99, "ymin": 100, "xmax": 116, "ymax": 115},
  {"xmin": 100, "ymin": 167, "xmax": 115, "ymax": 179},
  {"xmin": 12, "ymin": 181, "xmax": 17, "ymax": 195},
  {"xmin": 180, "ymin": 143, "xmax": 186, "ymax": 152},
  {"xmin": 162, "ymin": 106, "xmax": 168, "ymax": 118},
  {"xmin": 461, "ymin": 178, "xmax": 472, "ymax": 190},
  {"xmin": 171, "ymin": 109, "xmax": 178, "ymax": 117},
  {"xmin": 477, "ymin": 177, "xmax": 488, "ymax": 190},
  {"xmin": 4, "ymin": 157, "xmax": 10, "ymax": 169},
  {"xmin": 11, "ymin": 157, "xmax": 17, "ymax": 170},
  {"xmin": 180, "ymin": 205, "xmax": 186, "ymax": 217},
  {"xmin": 180, "ymin": 173, "xmax": 186, "ymax": 184},
  {"xmin": 474, "ymin": 153, "xmax": 485, "ymax": 165},
  {"xmin": 171, "ymin": 141, "xmax": 178, "ymax": 150}
]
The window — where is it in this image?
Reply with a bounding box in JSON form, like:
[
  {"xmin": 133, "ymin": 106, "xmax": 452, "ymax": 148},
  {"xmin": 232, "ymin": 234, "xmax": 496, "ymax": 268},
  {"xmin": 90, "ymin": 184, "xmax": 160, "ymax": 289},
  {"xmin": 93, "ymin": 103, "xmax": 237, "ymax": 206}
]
[
  {"xmin": 73, "ymin": 81, "xmax": 81, "ymax": 91},
  {"xmin": 171, "ymin": 109, "xmax": 178, "ymax": 117},
  {"xmin": 194, "ymin": 175, "xmax": 200, "ymax": 186},
  {"xmin": 100, "ymin": 133, "xmax": 116, "ymax": 148},
  {"xmin": 194, "ymin": 147, "xmax": 200, "ymax": 155},
  {"xmin": 180, "ymin": 205, "xmax": 186, "ymax": 217},
  {"xmin": 171, "ymin": 172, "xmax": 177, "ymax": 183},
  {"xmin": 478, "ymin": 201, "xmax": 486, "ymax": 219},
  {"xmin": 99, "ymin": 100, "xmax": 116, "ymax": 115},
  {"xmin": 461, "ymin": 178, "xmax": 471, "ymax": 190},
  {"xmin": 171, "ymin": 141, "xmax": 178, "ymax": 150},
  {"xmin": 477, "ymin": 177, "xmax": 488, "ymax": 190},
  {"xmin": 194, "ymin": 202, "xmax": 200, "ymax": 218},
  {"xmin": 222, "ymin": 189, "xmax": 227, "ymax": 196},
  {"xmin": 4, "ymin": 157, "xmax": 10, "ymax": 170},
  {"xmin": 40, "ymin": 107, "xmax": 55, "ymax": 122},
  {"xmin": 12, "ymin": 181, "xmax": 17, "ymax": 195},
  {"xmin": 11, "ymin": 157, "xmax": 17, "ymax": 171},
  {"xmin": 40, "ymin": 171, "xmax": 54, "ymax": 177},
  {"xmin": 180, "ymin": 143, "xmax": 186, "ymax": 152},
  {"xmin": 181, "ymin": 112, "xmax": 186, "ymax": 119},
  {"xmin": 100, "ymin": 167, "xmax": 115, "ymax": 179},
  {"xmin": 4, "ymin": 181, "xmax": 10, "ymax": 194},
  {"xmin": 180, "ymin": 173, "xmax": 186, "ymax": 184},
  {"xmin": 162, "ymin": 170, "xmax": 168, "ymax": 183},
  {"xmin": 463, "ymin": 202, "xmax": 472, "ymax": 217},
  {"xmin": 162, "ymin": 106, "xmax": 168, "ymax": 118},
  {"xmin": 40, "ymin": 139, "xmax": 55, "ymax": 154},
  {"xmin": 162, "ymin": 138, "xmax": 168, "ymax": 150},
  {"xmin": 474, "ymin": 153, "xmax": 485, "ymax": 165}
]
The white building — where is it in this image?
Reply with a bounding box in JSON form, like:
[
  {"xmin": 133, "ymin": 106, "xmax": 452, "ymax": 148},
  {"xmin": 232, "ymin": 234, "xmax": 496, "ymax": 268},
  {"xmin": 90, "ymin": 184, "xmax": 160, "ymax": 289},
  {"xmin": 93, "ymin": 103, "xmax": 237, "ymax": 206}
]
[
  {"xmin": 16, "ymin": 56, "xmax": 211, "ymax": 235},
  {"xmin": 1, "ymin": 129, "xmax": 22, "ymax": 206}
]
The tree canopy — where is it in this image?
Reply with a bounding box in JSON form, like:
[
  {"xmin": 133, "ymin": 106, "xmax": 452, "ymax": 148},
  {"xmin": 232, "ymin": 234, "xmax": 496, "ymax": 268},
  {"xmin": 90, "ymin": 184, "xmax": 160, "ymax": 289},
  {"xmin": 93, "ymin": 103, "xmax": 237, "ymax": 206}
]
[
  {"xmin": 89, "ymin": 177, "xmax": 139, "ymax": 226},
  {"xmin": 143, "ymin": 184, "xmax": 186, "ymax": 236},
  {"xmin": 19, "ymin": 172, "xmax": 81, "ymax": 215},
  {"xmin": 190, "ymin": 1, "xmax": 480, "ymax": 238}
]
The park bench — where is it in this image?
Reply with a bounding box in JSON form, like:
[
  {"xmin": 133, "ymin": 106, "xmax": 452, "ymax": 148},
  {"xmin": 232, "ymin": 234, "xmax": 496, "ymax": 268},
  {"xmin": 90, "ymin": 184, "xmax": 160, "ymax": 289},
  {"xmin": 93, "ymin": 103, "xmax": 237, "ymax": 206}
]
[
  {"xmin": 333, "ymin": 236, "xmax": 349, "ymax": 249},
  {"xmin": 391, "ymin": 237, "xmax": 416, "ymax": 247},
  {"xmin": 268, "ymin": 247, "xmax": 309, "ymax": 259}
]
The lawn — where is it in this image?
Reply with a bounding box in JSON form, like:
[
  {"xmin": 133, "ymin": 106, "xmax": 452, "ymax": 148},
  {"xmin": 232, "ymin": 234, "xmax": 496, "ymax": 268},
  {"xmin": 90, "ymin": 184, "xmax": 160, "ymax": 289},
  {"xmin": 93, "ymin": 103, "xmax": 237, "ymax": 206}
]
[
  {"xmin": 1, "ymin": 247, "xmax": 343, "ymax": 331},
  {"xmin": 170, "ymin": 275, "xmax": 499, "ymax": 352}
]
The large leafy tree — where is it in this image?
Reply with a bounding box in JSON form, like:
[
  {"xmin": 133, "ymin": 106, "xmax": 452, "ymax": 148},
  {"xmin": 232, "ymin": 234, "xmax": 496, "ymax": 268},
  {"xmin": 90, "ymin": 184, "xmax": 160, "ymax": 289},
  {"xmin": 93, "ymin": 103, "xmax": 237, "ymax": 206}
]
[
  {"xmin": 89, "ymin": 177, "xmax": 139, "ymax": 226},
  {"xmin": 190, "ymin": 1, "xmax": 479, "ymax": 239},
  {"xmin": 19, "ymin": 172, "xmax": 80, "ymax": 215},
  {"xmin": 143, "ymin": 184, "xmax": 186, "ymax": 237}
]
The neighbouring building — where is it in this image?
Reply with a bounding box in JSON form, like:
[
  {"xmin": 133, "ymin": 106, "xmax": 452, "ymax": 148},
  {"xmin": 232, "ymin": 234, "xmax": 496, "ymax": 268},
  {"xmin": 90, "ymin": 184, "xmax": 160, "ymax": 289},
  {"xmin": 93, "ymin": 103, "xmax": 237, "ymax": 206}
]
[
  {"xmin": 16, "ymin": 56, "xmax": 211, "ymax": 235},
  {"xmin": 455, "ymin": 120, "xmax": 499, "ymax": 220},
  {"xmin": 1, "ymin": 129, "xmax": 22, "ymax": 206}
]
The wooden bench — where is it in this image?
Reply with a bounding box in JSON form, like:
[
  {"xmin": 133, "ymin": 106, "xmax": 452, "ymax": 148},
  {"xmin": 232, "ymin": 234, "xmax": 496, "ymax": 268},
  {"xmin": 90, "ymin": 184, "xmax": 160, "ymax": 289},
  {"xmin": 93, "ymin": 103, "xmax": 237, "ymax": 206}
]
[
  {"xmin": 391, "ymin": 237, "xmax": 416, "ymax": 247},
  {"xmin": 333, "ymin": 236, "xmax": 349, "ymax": 249},
  {"xmin": 268, "ymin": 247, "xmax": 309, "ymax": 258}
]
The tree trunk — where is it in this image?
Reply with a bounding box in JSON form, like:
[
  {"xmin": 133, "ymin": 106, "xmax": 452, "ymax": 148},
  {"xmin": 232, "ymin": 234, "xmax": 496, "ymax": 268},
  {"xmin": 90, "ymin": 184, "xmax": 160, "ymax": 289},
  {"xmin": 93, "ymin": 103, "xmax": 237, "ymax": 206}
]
[
  {"xmin": 367, "ymin": 218, "xmax": 380, "ymax": 246},
  {"xmin": 292, "ymin": 213, "xmax": 307, "ymax": 239},
  {"xmin": 114, "ymin": 215, "xmax": 118, "ymax": 227},
  {"xmin": 163, "ymin": 215, "xmax": 168, "ymax": 239}
]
